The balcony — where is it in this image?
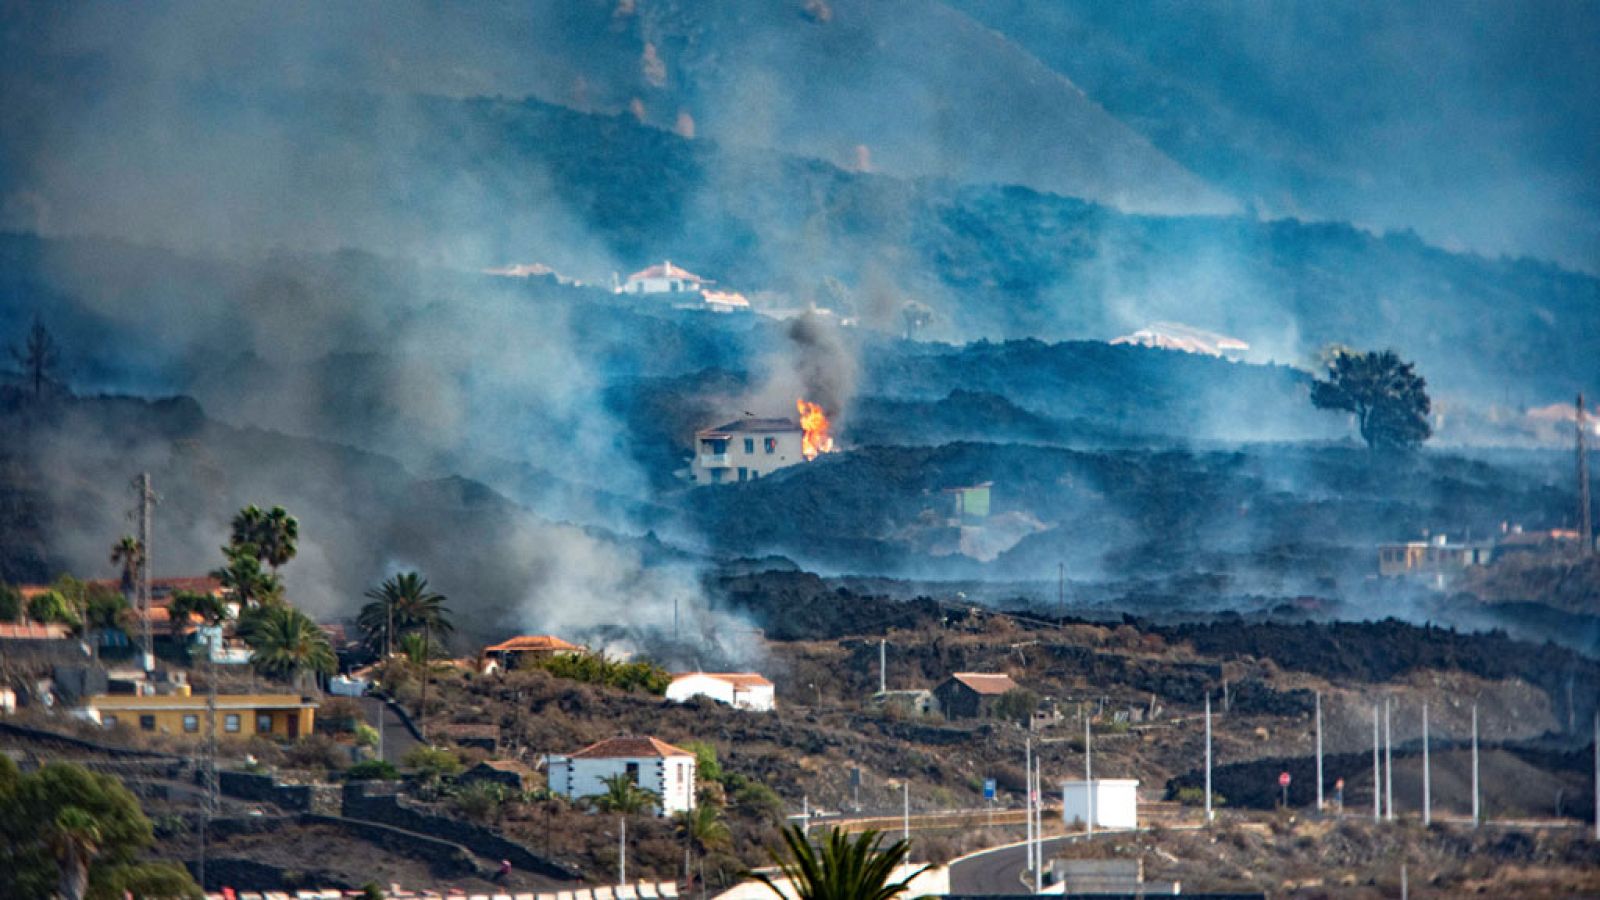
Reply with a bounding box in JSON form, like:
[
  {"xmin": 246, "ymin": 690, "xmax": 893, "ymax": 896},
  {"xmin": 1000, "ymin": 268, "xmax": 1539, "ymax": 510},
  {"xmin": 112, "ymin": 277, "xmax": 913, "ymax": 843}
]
[{"xmin": 699, "ymin": 452, "xmax": 731, "ymax": 467}]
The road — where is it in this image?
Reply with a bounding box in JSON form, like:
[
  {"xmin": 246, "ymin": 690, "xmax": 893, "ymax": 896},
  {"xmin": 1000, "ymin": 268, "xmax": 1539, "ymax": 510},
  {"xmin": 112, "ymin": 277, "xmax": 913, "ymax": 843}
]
[
  {"xmin": 358, "ymin": 695, "xmax": 422, "ymax": 765},
  {"xmin": 948, "ymin": 835, "xmax": 1081, "ymax": 894}
]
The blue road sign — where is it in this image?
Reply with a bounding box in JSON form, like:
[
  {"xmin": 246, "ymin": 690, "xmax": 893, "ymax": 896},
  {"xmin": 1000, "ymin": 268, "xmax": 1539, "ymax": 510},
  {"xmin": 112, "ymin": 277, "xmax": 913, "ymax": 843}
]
[{"xmin": 983, "ymin": 778, "xmax": 997, "ymax": 800}]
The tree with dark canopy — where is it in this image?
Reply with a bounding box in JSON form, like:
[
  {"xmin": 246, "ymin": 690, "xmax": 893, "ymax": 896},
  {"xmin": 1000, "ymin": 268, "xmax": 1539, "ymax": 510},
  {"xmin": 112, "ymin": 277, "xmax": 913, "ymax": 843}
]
[
  {"xmin": 1310, "ymin": 348, "xmax": 1432, "ymax": 451},
  {"xmin": 11, "ymin": 314, "xmax": 62, "ymax": 398},
  {"xmin": 0, "ymin": 757, "xmax": 200, "ymax": 899}
]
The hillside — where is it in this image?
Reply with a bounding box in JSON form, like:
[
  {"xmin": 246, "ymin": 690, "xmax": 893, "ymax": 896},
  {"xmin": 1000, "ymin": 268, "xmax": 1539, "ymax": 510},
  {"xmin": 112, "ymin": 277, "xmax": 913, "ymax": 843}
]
[{"xmin": 0, "ymin": 391, "xmax": 731, "ymax": 658}]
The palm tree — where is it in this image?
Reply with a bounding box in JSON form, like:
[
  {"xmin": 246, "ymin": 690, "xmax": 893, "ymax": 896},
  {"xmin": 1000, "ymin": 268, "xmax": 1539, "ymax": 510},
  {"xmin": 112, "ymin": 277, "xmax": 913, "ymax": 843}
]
[
  {"xmin": 753, "ymin": 827, "xmax": 923, "ymax": 900},
  {"xmin": 243, "ymin": 604, "xmax": 335, "ymax": 693},
  {"xmin": 675, "ymin": 802, "xmax": 731, "ymax": 886},
  {"xmin": 258, "ymin": 506, "xmax": 299, "ymax": 573},
  {"xmin": 230, "ymin": 505, "xmax": 265, "ymax": 550},
  {"xmin": 359, "ymin": 572, "xmax": 451, "ymax": 736},
  {"xmin": 212, "ymin": 544, "xmax": 281, "ymax": 607},
  {"xmin": 110, "ymin": 536, "xmax": 143, "ymax": 598},
  {"xmin": 46, "ymin": 806, "xmax": 101, "ymax": 900},
  {"xmin": 585, "ymin": 773, "xmax": 660, "ymax": 815},
  {"xmin": 359, "ymin": 571, "xmax": 451, "ymax": 658}
]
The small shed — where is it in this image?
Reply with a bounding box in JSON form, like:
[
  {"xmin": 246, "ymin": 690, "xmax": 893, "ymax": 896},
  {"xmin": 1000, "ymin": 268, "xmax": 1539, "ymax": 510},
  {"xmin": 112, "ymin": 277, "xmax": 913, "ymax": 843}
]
[
  {"xmin": 1061, "ymin": 778, "xmax": 1139, "ymax": 830},
  {"xmin": 932, "ymin": 672, "xmax": 1018, "ymax": 719}
]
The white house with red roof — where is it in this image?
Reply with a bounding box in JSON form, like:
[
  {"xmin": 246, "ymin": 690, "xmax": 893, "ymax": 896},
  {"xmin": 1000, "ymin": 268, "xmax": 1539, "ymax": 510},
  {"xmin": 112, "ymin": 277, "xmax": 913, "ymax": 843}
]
[
  {"xmin": 547, "ymin": 735, "xmax": 697, "ymax": 815},
  {"xmin": 666, "ymin": 672, "xmax": 776, "ymax": 712},
  {"xmin": 619, "ymin": 260, "xmax": 709, "ymax": 295}
]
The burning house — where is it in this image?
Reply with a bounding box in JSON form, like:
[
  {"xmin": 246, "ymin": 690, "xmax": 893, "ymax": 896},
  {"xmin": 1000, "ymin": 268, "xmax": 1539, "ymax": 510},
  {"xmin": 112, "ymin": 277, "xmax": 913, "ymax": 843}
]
[
  {"xmin": 692, "ymin": 401, "xmax": 836, "ymax": 485},
  {"xmin": 615, "ymin": 259, "xmax": 751, "ymax": 314}
]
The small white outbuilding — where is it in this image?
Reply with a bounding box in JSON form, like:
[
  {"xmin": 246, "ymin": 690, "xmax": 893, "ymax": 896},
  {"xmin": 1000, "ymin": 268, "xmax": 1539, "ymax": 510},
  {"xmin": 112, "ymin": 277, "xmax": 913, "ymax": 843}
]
[
  {"xmin": 1061, "ymin": 779, "xmax": 1139, "ymax": 830},
  {"xmin": 666, "ymin": 672, "xmax": 776, "ymax": 712}
]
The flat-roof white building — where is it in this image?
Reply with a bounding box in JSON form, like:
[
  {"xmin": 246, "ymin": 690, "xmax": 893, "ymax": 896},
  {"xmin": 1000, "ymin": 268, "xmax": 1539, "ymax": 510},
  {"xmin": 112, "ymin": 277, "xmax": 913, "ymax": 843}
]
[
  {"xmin": 547, "ymin": 735, "xmax": 697, "ymax": 815},
  {"xmin": 667, "ymin": 672, "xmax": 775, "ymax": 712},
  {"xmin": 1061, "ymin": 779, "xmax": 1139, "ymax": 830}
]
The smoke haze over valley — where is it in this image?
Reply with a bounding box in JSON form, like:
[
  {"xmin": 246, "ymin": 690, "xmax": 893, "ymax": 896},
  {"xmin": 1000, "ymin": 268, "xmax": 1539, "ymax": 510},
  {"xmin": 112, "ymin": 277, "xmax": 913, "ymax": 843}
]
[{"xmin": 1, "ymin": 1, "xmax": 1597, "ymax": 662}]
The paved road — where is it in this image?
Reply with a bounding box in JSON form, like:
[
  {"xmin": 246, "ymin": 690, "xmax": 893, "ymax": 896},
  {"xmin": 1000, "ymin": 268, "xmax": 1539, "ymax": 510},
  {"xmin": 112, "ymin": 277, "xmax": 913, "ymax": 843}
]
[
  {"xmin": 358, "ymin": 695, "xmax": 423, "ymax": 765},
  {"xmin": 948, "ymin": 835, "xmax": 1080, "ymax": 894}
]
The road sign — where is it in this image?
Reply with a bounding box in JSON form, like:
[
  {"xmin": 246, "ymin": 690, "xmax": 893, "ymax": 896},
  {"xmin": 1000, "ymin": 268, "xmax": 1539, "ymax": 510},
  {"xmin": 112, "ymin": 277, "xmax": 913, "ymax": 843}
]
[
  {"xmin": 983, "ymin": 778, "xmax": 996, "ymax": 800},
  {"xmin": 1279, "ymin": 771, "xmax": 1291, "ymax": 787}
]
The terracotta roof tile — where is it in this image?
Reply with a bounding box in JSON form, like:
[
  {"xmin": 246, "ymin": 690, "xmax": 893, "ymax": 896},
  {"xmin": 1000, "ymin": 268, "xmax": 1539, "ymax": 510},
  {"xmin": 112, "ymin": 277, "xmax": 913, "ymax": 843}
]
[
  {"xmin": 949, "ymin": 672, "xmax": 1019, "ymax": 695},
  {"xmin": 672, "ymin": 672, "xmax": 773, "ymax": 689},
  {"xmin": 483, "ymin": 635, "xmax": 582, "ymax": 655},
  {"xmin": 568, "ymin": 735, "xmax": 693, "ymax": 759}
]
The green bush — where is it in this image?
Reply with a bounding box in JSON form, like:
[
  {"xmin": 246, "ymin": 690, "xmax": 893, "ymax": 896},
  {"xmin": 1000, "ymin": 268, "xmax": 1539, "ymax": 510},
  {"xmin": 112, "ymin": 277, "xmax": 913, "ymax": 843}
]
[
  {"xmin": 403, "ymin": 745, "xmax": 464, "ymax": 781},
  {"xmin": 0, "ymin": 583, "xmax": 19, "ymax": 622},
  {"xmin": 450, "ymin": 780, "xmax": 508, "ymax": 822},
  {"xmin": 530, "ymin": 651, "xmax": 671, "ymax": 695},
  {"xmin": 345, "ymin": 760, "xmax": 400, "ymax": 781},
  {"xmin": 727, "ymin": 774, "xmax": 784, "ymax": 821},
  {"xmin": 682, "ymin": 740, "xmax": 723, "ymax": 783},
  {"xmin": 1174, "ymin": 786, "xmax": 1226, "ymax": 808}
]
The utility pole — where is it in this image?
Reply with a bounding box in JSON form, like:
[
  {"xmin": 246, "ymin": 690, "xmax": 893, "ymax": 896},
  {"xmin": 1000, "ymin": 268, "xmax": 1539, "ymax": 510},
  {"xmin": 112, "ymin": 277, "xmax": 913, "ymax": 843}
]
[
  {"xmin": 879, "ymin": 639, "xmax": 887, "ymax": 695},
  {"xmin": 619, "ymin": 815, "xmax": 627, "ymax": 886},
  {"xmin": 1084, "ymin": 715, "xmax": 1094, "ymax": 836},
  {"xmin": 1579, "ymin": 394, "xmax": 1592, "ymax": 554},
  {"xmin": 199, "ymin": 655, "xmax": 217, "ymax": 891},
  {"xmin": 134, "ymin": 473, "xmax": 156, "ymax": 672},
  {"xmin": 1205, "ymin": 692, "xmax": 1214, "ymax": 823},
  {"xmin": 902, "ymin": 781, "xmax": 910, "ymax": 849},
  {"xmin": 1422, "ymin": 702, "xmax": 1431, "ymax": 826},
  {"xmin": 1593, "ymin": 712, "xmax": 1599, "ymax": 842},
  {"xmin": 1024, "ymin": 737, "xmax": 1034, "ymax": 876},
  {"xmin": 1315, "ymin": 691, "xmax": 1324, "ymax": 812},
  {"xmin": 1471, "ymin": 704, "xmax": 1479, "ymax": 827},
  {"xmin": 1373, "ymin": 703, "xmax": 1381, "ymax": 823},
  {"xmin": 1384, "ymin": 698, "xmax": 1394, "ymax": 821},
  {"xmin": 1057, "ymin": 562, "xmax": 1065, "ymax": 617},
  {"xmin": 1036, "ymin": 752, "xmax": 1049, "ymax": 890}
]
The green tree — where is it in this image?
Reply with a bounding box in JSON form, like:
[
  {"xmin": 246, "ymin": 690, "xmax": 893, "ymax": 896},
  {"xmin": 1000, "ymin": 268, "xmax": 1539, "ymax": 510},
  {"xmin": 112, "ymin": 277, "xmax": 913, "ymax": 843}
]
[
  {"xmin": 212, "ymin": 543, "xmax": 282, "ymax": 607},
  {"xmin": 0, "ymin": 582, "xmax": 23, "ymax": 622},
  {"xmin": 991, "ymin": 688, "xmax": 1040, "ymax": 726},
  {"xmin": 27, "ymin": 589, "xmax": 80, "ymax": 628},
  {"xmin": 753, "ymin": 826, "xmax": 923, "ymax": 900},
  {"xmin": 168, "ymin": 590, "xmax": 231, "ymax": 629},
  {"xmin": 1310, "ymin": 348, "xmax": 1432, "ymax": 451},
  {"xmin": 585, "ymin": 773, "xmax": 660, "ymax": 815},
  {"xmin": 675, "ymin": 802, "xmax": 731, "ymax": 861},
  {"xmin": 109, "ymin": 536, "xmax": 143, "ymax": 598},
  {"xmin": 358, "ymin": 571, "xmax": 450, "ymax": 658},
  {"xmin": 243, "ymin": 604, "xmax": 335, "ymax": 692},
  {"xmin": 0, "ymin": 757, "xmax": 201, "ymax": 900},
  {"xmin": 232, "ymin": 505, "xmax": 299, "ymax": 574}
]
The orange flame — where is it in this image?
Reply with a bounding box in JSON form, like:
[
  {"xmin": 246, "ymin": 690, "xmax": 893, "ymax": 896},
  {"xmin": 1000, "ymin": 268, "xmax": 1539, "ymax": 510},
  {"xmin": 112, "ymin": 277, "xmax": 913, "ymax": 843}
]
[{"xmin": 797, "ymin": 398, "xmax": 836, "ymax": 461}]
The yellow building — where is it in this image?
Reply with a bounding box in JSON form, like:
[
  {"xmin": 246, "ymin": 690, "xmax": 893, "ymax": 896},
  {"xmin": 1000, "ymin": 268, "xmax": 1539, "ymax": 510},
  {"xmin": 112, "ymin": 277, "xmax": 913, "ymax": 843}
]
[{"xmin": 85, "ymin": 692, "xmax": 317, "ymax": 740}]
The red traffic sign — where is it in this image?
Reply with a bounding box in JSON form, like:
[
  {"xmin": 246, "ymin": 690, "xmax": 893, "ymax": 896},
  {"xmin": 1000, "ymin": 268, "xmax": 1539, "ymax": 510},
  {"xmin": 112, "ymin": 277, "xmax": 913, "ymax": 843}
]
[{"xmin": 1278, "ymin": 771, "xmax": 1292, "ymax": 787}]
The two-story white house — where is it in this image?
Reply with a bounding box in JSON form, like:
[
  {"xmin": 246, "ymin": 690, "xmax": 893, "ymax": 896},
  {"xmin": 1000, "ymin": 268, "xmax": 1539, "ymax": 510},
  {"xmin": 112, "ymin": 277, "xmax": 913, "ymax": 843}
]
[
  {"xmin": 546, "ymin": 735, "xmax": 697, "ymax": 815},
  {"xmin": 666, "ymin": 672, "xmax": 776, "ymax": 712},
  {"xmin": 692, "ymin": 417, "xmax": 806, "ymax": 485}
]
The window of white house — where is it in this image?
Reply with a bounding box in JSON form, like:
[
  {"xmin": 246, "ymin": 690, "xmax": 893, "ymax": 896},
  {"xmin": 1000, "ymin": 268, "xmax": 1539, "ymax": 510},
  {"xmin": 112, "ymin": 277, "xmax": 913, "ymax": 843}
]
[
  {"xmin": 744, "ymin": 438, "xmax": 755, "ymax": 453},
  {"xmin": 625, "ymin": 761, "xmax": 640, "ymax": 784},
  {"xmin": 183, "ymin": 714, "xmax": 200, "ymax": 733},
  {"xmin": 764, "ymin": 437, "xmax": 777, "ymax": 453},
  {"xmin": 225, "ymin": 714, "xmax": 241, "ymax": 733}
]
